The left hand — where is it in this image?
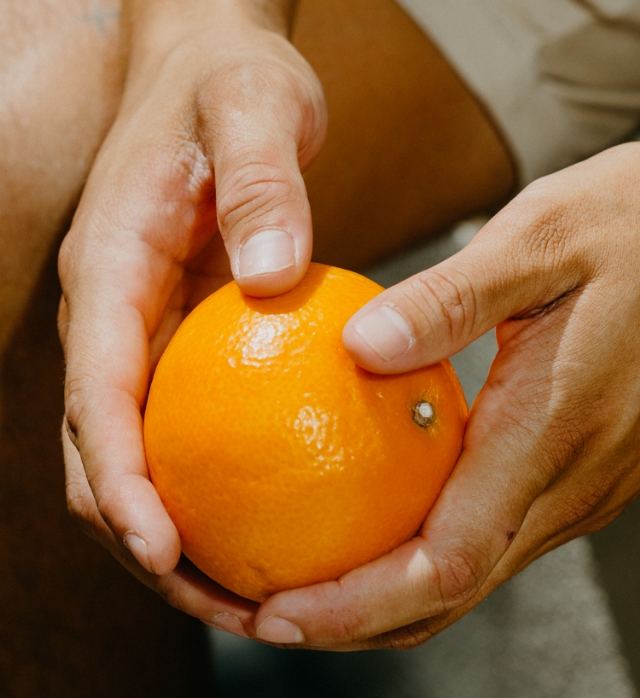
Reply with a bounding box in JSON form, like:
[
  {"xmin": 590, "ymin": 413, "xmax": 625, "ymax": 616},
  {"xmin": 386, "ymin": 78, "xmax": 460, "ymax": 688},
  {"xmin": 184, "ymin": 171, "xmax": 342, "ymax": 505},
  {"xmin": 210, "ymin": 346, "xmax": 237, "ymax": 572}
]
[
  {"xmin": 249, "ymin": 143, "xmax": 640, "ymax": 649},
  {"xmin": 58, "ymin": 0, "xmax": 326, "ymax": 626}
]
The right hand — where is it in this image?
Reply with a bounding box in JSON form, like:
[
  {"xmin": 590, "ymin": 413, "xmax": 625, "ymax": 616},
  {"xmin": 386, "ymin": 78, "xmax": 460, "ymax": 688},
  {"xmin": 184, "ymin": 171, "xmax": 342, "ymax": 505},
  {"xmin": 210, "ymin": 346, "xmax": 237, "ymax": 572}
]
[{"xmin": 58, "ymin": 0, "xmax": 326, "ymax": 629}]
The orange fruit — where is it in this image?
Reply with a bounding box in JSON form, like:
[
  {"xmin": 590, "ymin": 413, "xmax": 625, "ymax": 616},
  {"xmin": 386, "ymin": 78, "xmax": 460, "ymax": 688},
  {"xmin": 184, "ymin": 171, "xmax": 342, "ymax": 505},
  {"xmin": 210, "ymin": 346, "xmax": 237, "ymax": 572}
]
[{"xmin": 144, "ymin": 263, "xmax": 467, "ymax": 602}]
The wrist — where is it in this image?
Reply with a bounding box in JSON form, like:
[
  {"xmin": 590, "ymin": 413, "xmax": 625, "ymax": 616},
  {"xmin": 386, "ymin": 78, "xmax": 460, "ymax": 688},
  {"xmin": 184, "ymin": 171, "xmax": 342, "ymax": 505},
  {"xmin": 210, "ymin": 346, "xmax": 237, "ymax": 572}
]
[
  {"xmin": 121, "ymin": 0, "xmax": 298, "ymax": 75},
  {"xmin": 244, "ymin": 0, "xmax": 300, "ymax": 36},
  {"xmin": 123, "ymin": 0, "xmax": 298, "ymax": 44}
]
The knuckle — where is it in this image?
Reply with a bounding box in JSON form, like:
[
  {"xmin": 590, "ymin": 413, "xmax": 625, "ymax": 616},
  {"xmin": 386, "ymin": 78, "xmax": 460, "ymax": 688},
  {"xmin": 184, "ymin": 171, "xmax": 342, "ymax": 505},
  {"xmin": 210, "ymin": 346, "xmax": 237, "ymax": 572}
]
[
  {"xmin": 65, "ymin": 477, "xmax": 87, "ymax": 520},
  {"xmin": 560, "ymin": 482, "xmax": 616, "ymax": 529},
  {"xmin": 499, "ymin": 181, "xmax": 593, "ymax": 289},
  {"xmin": 372, "ymin": 622, "xmax": 435, "ymax": 650},
  {"xmin": 330, "ymin": 613, "xmax": 369, "ymax": 645},
  {"xmin": 83, "ymin": 469, "xmax": 119, "ymax": 530},
  {"xmin": 57, "ymin": 297, "xmax": 69, "ymax": 345},
  {"xmin": 537, "ymin": 387, "xmax": 603, "ymax": 477},
  {"xmin": 312, "ymin": 581, "xmax": 372, "ymax": 644},
  {"xmin": 65, "ymin": 474, "xmax": 100, "ymax": 541},
  {"xmin": 549, "ymin": 416, "xmax": 591, "ymax": 472},
  {"xmin": 57, "ymin": 230, "xmax": 88, "ymax": 294},
  {"xmin": 64, "ymin": 369, "xmax": 106, "ymax": 439},
  {"xmin": 200, "ymin": 50, "xmax": 323, "ymax": 125},
  {"xmin": 155, "ymin": 579, "xmax": 181, "ymax": 610},
  {"xmin": 64, "ymin": 383, "xmax": 118, "ymax": 523},
  {"xmin": 523, "ymin": 207, "xmax": 576, "ymax": 269},
  {"xmin": 202, "ymin": 58, "xmax": 277, "ymax": 106},
  {"xmin": 63, "ymin": 413, "xmax": 78, "ymax": 447},
  {"xmin": 216, "ymin": 159, "xmax": 295, "ymax": 235},
  {"xmin": 545, "ymin": 467, "xmax": 625, "ymax": 536},
  {"xmin": 57, "ymin": 233, "xmax": 75, "ymax": 283},
  {"xmin": 153, "ymin": 573, "xmax": 194, "ymax": 614},
  {"xmin": 64, "ymin": 377, "xmax": 89, "ymax": 441},
  {"xmin": 578, "ymin": 499, "xmax": 628, "ymax": 536},
  {"xmin": 403, "ymin": 267, "xmax": 478, "ymax": 347},
  {"xmin": 430, "ymin": 546, "xmax": 488, "ymax": 610}
]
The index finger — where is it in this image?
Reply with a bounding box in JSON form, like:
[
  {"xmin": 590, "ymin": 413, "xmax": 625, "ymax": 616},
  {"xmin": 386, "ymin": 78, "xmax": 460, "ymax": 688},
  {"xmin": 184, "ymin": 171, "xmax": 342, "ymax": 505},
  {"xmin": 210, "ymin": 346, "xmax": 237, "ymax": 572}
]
[
  {"xmin": 61, "ymin": 227, "xmax": 183, "ymax": 575},
  {"xmin": 63, "ymin": 424, "xmax": 260, "ymax": 632}
]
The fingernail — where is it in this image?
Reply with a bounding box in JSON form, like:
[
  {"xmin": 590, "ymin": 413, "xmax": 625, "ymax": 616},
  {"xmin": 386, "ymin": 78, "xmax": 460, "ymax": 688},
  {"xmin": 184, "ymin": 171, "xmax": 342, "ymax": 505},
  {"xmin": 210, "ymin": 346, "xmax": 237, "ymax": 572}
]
[
  {"xmin": 208, "ymin": 613, "xmax": 249, "ymax": 639},
  {"xmin": 237, "ymin": 229, "xmax": 296, "ymax": 279},
  {"xmin": 123, "ymin": 532, "xmax": 153, "ymax": 572},
  {"xmin": 256, "ymin": 616, "xmax": 305, "ymax": 644},
  {"xmin": 352, "ymin": 305, "xmax": 414, "ymax": 361}
]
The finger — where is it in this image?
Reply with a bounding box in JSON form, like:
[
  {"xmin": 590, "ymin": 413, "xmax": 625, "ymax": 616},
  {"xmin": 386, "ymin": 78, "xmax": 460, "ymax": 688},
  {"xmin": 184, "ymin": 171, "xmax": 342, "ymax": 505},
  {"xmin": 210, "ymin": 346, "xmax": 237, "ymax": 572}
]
[
  {"xmin": 63, "ymin": 417, "xmax": 176, "ymax": 574},
  {"xmin": 63, "ymin": 425, "xmax": 259, "ymax": 633},
  {"xmin": 63, "ymin": 418, "xmax": 116, "ymax": 545},
  {"xmin": 255, "ymin": 278, "xmax": 640, "ymax": 650},
  {"xmin": 252, "ymin": 447, "xmax": 540, "ymax": 648},
  {"xmin": 285, "ymin": 502, "xmax": 586, "ymax": 653},
  {"xmin": 342, "ymin": 186, "xmax": 587, "ymax": 373},
  {"xmin": 201, "ymin": 48, "xmax": 327, "ymax": 297},
  {"xmin": 252, "ymin": 317, "xmax": 572, "ymax": 647},
  {"xmin": 57, "ymin": 90, "xmax": 223, "ymax": 574},
  {"xmin": 62, "ymin": 295, "xmax": 182, "ymax": 576}
]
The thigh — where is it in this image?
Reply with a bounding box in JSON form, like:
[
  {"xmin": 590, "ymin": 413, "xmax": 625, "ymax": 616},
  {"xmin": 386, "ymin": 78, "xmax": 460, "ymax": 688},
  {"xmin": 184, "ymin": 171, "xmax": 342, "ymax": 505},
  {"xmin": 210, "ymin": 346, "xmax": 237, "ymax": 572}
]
[
  {"xmin": 0, "ymin": 0, "xmax": 122, "ymax": 349},
  {"xmin": 293, "ymin": 0, "xmax": 516, "ymax": 270},
  {"xmin": 0, "ymin": 2, "xmax": 212, "ymax": 696}
]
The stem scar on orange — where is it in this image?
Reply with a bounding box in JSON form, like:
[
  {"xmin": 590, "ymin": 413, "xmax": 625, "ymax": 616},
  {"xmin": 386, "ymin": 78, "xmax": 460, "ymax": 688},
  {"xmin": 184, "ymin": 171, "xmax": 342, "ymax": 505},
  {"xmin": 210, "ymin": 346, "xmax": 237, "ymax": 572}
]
[{"xmin": 144, "ymin": 263, "xmax": 468, "ymax": 602}]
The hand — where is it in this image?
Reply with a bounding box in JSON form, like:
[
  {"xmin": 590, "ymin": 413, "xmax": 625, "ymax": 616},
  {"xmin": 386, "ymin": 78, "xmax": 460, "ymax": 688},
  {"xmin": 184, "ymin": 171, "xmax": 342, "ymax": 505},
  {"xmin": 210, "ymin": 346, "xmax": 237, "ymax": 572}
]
[
  {"xmin": 250, "ymin": 143, "xmax": 640, "ymax": 649},
  {"xmin": 58, "ymin": 0, "xmax": 326, "ymax": 624}
]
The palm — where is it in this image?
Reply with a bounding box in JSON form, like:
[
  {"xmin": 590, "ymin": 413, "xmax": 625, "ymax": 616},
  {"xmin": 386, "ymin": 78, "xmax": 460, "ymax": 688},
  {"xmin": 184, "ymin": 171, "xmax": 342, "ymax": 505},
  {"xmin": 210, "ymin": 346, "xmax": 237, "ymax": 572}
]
[{"xmin": 149, "ymin": 233, "xmax": 233, "ymax": 371}]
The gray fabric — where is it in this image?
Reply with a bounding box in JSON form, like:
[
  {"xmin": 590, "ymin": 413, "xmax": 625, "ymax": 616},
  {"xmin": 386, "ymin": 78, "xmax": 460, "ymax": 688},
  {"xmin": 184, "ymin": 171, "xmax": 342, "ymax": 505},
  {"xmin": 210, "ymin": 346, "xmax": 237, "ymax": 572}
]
[
  {"xmin": 211, "ymin": 541, "xmax": 635, "ymax": 697},
  {"xmin": 208, "ymin": 221, "xmax": 636, "ymax": 697},
  {"xmin": 409, "ymin": 537, "xmax": 634, "ymax": 698}
]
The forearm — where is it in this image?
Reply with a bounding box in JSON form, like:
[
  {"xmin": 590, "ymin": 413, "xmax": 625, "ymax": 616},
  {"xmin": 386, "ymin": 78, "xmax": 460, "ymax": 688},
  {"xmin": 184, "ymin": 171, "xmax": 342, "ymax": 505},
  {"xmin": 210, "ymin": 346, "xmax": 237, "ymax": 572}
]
[
  {"xmin": 118, "ymin": 0, "xmax": 300, "ymax": 83},
  {"xmin": 122, "ymin": 0, "xmax": 299, "ymax": 47},
  {"xmin": 245, "ymin": 0, "xmax": 300, "ymax": 35}
]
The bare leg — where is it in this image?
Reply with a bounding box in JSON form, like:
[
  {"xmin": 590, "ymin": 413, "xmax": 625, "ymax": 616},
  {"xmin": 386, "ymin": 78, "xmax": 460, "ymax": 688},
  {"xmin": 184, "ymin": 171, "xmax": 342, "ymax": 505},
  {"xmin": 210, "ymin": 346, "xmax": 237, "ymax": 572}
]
[{"xmin": 0, "ymin": 2, "xmax": 211, "ymax": 695}]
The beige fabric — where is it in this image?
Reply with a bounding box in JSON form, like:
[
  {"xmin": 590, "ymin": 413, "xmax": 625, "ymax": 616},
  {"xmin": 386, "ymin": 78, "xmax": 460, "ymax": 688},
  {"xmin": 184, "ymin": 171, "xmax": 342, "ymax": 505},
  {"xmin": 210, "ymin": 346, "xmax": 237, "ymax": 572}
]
[{"xmin": 396, "ymin": 0, "xmax": 640, "ymax": 184}]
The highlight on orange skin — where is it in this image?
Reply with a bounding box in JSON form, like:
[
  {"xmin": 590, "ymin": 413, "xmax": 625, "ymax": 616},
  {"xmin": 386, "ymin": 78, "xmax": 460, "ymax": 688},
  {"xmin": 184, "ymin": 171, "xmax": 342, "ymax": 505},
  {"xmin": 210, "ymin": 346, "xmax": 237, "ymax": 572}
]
[{"xmin": 144, "ymin": 263, "xmax": 468, "ymax": 602}]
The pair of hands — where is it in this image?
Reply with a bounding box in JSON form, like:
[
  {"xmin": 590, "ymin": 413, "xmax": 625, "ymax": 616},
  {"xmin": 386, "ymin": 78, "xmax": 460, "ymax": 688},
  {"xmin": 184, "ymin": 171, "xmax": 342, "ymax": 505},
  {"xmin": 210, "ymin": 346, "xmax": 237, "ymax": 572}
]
[{"xmin": 59, "ymin": 0, "xmax": 640, "ymax": 649}]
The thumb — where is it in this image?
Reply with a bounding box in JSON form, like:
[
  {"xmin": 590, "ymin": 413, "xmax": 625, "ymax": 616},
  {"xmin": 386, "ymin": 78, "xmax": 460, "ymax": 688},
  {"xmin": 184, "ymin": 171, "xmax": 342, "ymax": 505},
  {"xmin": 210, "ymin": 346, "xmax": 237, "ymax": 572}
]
[
  {"xmin": 208, "ymin": 59, "xmax": 326, "ymax": 297},
  {"xmin": 216, "ymin": 142, "xmax": 312, "ymax": 297},
  {"xmin": 342, "ymin": 205, "xmax": 583, "ymax": 373}
]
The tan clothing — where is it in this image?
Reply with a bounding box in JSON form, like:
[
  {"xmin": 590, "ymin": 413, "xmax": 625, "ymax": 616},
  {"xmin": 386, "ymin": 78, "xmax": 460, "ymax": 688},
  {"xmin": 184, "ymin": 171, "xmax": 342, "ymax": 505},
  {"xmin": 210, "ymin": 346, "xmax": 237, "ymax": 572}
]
[{"xmin": 396, "ymin": 0, "xmax": 640, "ymax": 183}]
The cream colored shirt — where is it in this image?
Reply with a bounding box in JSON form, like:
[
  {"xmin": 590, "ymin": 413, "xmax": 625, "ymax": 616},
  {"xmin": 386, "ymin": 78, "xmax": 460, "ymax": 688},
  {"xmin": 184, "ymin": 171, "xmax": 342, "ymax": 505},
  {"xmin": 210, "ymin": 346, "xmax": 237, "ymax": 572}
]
[{"xmin": 396, "ymin": 0, "xmax": 640, "ymax": 182}]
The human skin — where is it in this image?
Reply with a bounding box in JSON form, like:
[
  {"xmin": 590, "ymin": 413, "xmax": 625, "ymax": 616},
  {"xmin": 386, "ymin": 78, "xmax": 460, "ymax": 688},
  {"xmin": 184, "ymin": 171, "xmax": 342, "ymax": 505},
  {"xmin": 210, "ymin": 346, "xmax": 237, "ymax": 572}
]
[
  {"xmin": 58, "ymin": 0, "xmax": 513, "ymax": 632},
  {"xmin": 59, "ymin": 0, "xmax": 640, "ymax": 653},
  {"xmin": 257, "ymin": 145, "xmax": 640, "ymax": 648},
  {"xmin": 0, "ymin": 1, "xmax": 212, "ymax": 694}
]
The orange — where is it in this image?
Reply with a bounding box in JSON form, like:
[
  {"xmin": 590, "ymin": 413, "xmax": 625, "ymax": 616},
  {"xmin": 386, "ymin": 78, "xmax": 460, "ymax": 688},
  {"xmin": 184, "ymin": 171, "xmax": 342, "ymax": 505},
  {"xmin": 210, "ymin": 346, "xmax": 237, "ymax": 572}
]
[{"xmin": 144, "ymin": 263, "xmax": 467, "ymax": 602}]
